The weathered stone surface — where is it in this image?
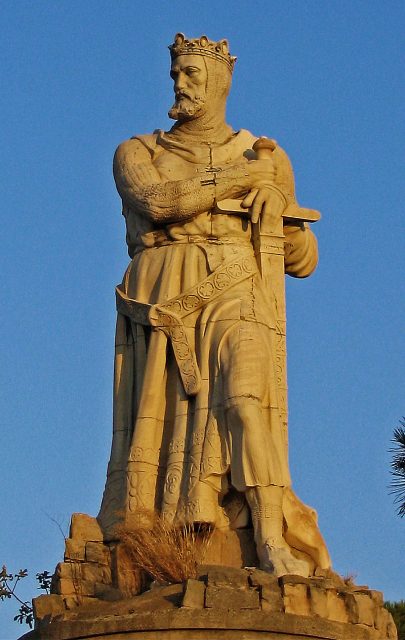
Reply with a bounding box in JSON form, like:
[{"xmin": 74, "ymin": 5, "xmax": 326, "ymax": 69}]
[
  {"xmin": 309, "ymin": 584, "xmax": 328, "ymax": 618},
  {"xmin": 62, "ymin": 596, "xmax": 81, "ymax": 610},
  {"xmin": 69, "ymin": 513, "xmax": 103, "ymax": 542},
  {"xmin": 379, "ymin": 606, "xmax": 399, "ymax": 639},
  {"xmin": 182, "ymin": 579, "xmax": 205, "ymax": 608},
  {"xmin": 110, "ymin": 542, "xmax": 144, "ymax": 597},
  {"xmin": 369, "ymin": 589, "xmax": 384, "ymax": 607},
  {"xmin": 53, "ymin": 577, "xmax": 96, "ymax": 597},
  {"xmin": 345, "ymin": 592, "xmax": 375, "ymax": 626},
  {"xmin": 202, "ymin": 528, "xmax": 259, "ymax": 569},
  {"xmin": 63, "ymin": 595, "xmax": 94, "ymax": 610},
  {"xmin": 64, "ymin": 537, "xmax": 85, "ymax": 561},
  {"xmin": 248, "ymin": 568, "xmax": 279, "ymax": 589},
  {"xmin": 314, "ymin": 567, "xmax": 346, "ymax": 589},
  {"xmin": 19, "ymin": 605, "xmax": 390, "ymax": 639},
  {"xmin": 205, "ymin": 565, "xmax": 249, "ymax": 589},
  {"xmin": 310, "ymin": 575, "xmax": 334, "ymax": 590},
  {"xmin": 94, "ymin": 583, "xmax": 123, "ymax": 602},
  {"xmin": 82, "ymin": 562, "xmax": 111, "ymax": 584},
  {"xmin": 85, "ymin": 541, "xmax": 111, "ymax": 565},
  {"xmin": 282, "ymin": 583, "xmax": 310, "ymax": 616},
  {"xmin": 32, "ymin": 594, "xmax": 64, "ymax": 621},
  {"xmin": 54, "ymin": 562, "xmax": 82, "ymax": 580},
  {"xmin": 261, "ymin": 585, "xmax": 284, "ymax": 614},
  {"xmin": 247, "ymin": 569, "xmax": 284, "ymax": 613},
  {"xmin": 280, "ymin": 574, "xmax": 310, "ymax": 587},
  {"xmin": 326, "ymin": 589, "xmax": 349, "ymax": 623},
  {"xmin": 205, "ymin": 585, "xmax": 260, "ymax": 610}
]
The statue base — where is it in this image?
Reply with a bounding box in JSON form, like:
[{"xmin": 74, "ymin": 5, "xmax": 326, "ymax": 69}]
[
  {"xmin": 20, "ymin": 567, "xmax": 397, "ymax": 640},
  {"xmin": 18, "ymin": 515, "xmax": 397, "ymax": 640}
]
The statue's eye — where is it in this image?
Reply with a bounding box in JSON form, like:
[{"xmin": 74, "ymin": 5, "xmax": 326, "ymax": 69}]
[{"xmin": 170, "ymin": 70, "xmax": 178, "ymax": 80}]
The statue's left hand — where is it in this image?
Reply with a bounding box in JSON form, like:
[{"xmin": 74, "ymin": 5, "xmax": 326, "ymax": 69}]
[{"xmin": 241, "ymin": 187, "xmax": 283, "ymax": 227}]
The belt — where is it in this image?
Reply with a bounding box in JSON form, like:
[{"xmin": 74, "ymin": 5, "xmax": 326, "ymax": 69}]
[
  {"xmin": 116, "ymin": 252, "xmax": 258, "ymax": 396},
  {"xmin": 139, "ymin": 231, "xmax": 253, "ymax": 250}
]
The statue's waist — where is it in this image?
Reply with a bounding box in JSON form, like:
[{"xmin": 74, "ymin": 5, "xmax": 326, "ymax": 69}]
[
  {"xmin": 127, "ymin": 211, "xmax": 252, "ymax": 254},
  {"xmin": 139, "ymin": 230, "xmax": 253, "ymax": 249}
]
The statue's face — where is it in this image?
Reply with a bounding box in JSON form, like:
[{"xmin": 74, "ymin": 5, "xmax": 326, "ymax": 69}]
[{"xmin": 168, "ymin": 54, "xmax": 208, "ymax": 120}]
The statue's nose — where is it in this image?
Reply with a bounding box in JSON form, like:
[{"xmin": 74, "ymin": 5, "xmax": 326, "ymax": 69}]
[{"xmin": 174, "ymin": 72, "xmax": 186, "ymax": 92}]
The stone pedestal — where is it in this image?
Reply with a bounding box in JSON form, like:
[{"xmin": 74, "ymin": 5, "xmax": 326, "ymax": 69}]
[{"xmin": 19, "ymin": 558, "xmax": 397, "ymax": 640}]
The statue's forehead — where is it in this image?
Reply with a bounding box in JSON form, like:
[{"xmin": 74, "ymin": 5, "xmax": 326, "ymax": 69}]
[{"xmin": 170, "ymin": 54, "xmax": 207, "ymax": 69}]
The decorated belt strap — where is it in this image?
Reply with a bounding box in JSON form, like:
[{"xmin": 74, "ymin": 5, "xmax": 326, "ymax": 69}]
[{"xmin": 115, "ymin": 252, "xmax": 258, "ymax": 396}]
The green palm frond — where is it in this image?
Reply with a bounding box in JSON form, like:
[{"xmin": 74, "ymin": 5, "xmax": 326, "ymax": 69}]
[{"xmin": 390, "ymin": 418, "xmax": 405, "ymax": 517}]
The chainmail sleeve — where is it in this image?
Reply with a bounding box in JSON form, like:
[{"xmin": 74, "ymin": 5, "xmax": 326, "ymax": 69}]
[{"xmin": 113, "ymin": 138, "xmax": 250, "ymax": 225}]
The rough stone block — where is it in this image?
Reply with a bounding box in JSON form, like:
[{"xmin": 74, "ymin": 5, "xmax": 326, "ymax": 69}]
[
  {"xmin": 64, "ymin": 537, "xmax": 86, "ymax": 561},
  {"xmin": 182, "ymin": 579, "xmax": 205, "ymax": 608},
  {"xmin": 309, "ymin": 584, "xmax": 328, "ymax": 618},
  {"xmin": 247, "ymin": 569, "xmax": 283, "ymax": 613},
  {"xmin": 94, "ymin": 582, "xmax": 123, "ymax": 601},
  {"xmin": 205, "ymin": 585, "xmax": 260, "ymax": 610},
  {"xmin": 110, "ymin": 543, "xmax": 144, "ymax": 597},
  {"xmin": 205, "ymin": 565, "xmax": 249, "ymax": 589},
  {"xmin": 327, "ymin": 571, "xmax": 347, "ymax": 590},
  {"xmin": 260, "ymin": 584, "xmax": 284, "ymax": 613},
  {"xmin": 248, "ymin": 569, "xmax": 278, "ymax": 590},
  {"xmin": 314, "ymin": 567, "xmax": 346, "ymax": 589},
  {"xmin": 374, "ymin": 601, "xmax": 398, "ymax": 638},
  {"xmin": 369, "ymin": 589, "xmax": 384, "ymax": 607},
  {"xmin": 82, "ymin": 562, "xmax": 112, "ymax": 584},
  {"xmin": 280, "ymin": 574, "xmax": 310, "ymax": 587},
  {"xmin": 32, "ymin": 594, "xmax": 65, "ymax": 621},
  {"xmin": 326, "ymin": 589, "xmax": 349, "ymax": 623},
  {"xmin": 69, "ymin": 513, "xmax": 103, "ymax": 542},
  {"xmin": 54, "ymin": 561, "xmax": 83, "ymax": 580},
  {"xmin": 85, "ymin": 541, "xmax": 111, "ymax": 565},
  {"xmin": 386, "ymin": 611, "xmax": 400, "ymax": 639},
  {"xmin": 282, "ymin": 583, "xmax": 310, "ymax": 616},
  {"xmin": 63, "ymin": 595, "xmax": 94, "ymax": 609},
  {"xmin": 63, "ymin": 596, "xmax": 81, "ymax": 610},
  {"xmin": 310, "ymin": 575, "xmax": 334, "ymax": 590},
  {"xmin": 202, "ymin": 528, "xmax": 258, "ymax": 569},
  {"xmin": 345, "ymin": 592, "xmax": 375, "ymax": 626},
  {"xmin": 53, "ymin": 577, "xmax": 96, "ymax": 597}
]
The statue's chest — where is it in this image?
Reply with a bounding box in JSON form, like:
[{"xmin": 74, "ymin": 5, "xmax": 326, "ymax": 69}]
[{"xmin": 153, "ymin": 149, "xmax": 211, "ymax": 181}]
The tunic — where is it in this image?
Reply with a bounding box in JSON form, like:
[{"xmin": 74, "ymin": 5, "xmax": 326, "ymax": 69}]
[{"xmin": 98, "ymin": 129, "xmax": 330, "ymax": 570}]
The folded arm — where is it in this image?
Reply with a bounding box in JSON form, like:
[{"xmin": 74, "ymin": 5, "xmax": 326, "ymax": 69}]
[{"xmin": 113, "ymin": 139, "xmax": 257, "ymax": 225}]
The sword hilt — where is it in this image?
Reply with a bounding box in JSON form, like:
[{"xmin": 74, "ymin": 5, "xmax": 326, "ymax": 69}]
[
  {"xmin": 252, "ymin": 137, "xmax": 277, "ymax": 159},
  {"xmin": 251, "ymin": 138, "xmax": 277, "ymax": 223}
]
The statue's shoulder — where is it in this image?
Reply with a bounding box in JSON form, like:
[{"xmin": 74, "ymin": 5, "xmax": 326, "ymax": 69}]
[{"xmin": 114, "ymin": 132, "xmax": 159, "ymax": 169}]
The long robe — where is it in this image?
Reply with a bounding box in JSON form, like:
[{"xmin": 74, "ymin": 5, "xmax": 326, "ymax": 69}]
[{"xmin": 98, "ymin": 129, "xmax": 330, "ymax": 570}]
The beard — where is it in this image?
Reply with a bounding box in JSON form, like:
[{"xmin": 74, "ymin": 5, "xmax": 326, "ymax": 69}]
[{"xmin": 168, "ymin": 92, "xmax": 206, "ymax": 120}]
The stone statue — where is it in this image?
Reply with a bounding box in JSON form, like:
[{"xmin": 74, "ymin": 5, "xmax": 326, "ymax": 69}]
[
  {"xmin": 98, "ymin": 32, "xmax": 331, "ymax": 578},
  {"xmin": 25, "ymin": 33, "xmax": 398, "ymax": 640}
]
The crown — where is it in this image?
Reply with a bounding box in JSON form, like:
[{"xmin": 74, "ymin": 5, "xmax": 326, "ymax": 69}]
[{"xmin": 169, "ymin": 33, "xmax": 237, "ymax": 72}]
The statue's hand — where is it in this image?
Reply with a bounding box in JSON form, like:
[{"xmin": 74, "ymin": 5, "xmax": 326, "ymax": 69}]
[
  {"xmin": 239, "ymin": 158, "xmax": 278, "ymax": 224},
  {"xmin": 241, "ymin": 187, "xmax": 283, "ymax": 227},
  {"xmin": 246, "ymin": 158, "xmax": 275, "ymax": 187}
]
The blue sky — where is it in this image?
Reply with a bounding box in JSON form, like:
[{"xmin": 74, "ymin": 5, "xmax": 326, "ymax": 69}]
[{"xmin": 1, "ymin": 1, "xmax": 404, "ymax": 637}]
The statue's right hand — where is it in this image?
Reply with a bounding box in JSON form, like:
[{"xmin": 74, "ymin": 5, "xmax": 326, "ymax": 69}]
[{"xmin": 246, "ymin": 158, "xmax": 275, "ymax": 188}]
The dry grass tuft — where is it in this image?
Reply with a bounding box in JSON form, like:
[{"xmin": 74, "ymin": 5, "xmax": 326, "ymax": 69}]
[
  {"xmin": 343, "ymin": 572, "xmax": 357, "ymax": 586},
  {"xmin": 115, "ymin": 510, "xmax": 212, "ymax": 585}
]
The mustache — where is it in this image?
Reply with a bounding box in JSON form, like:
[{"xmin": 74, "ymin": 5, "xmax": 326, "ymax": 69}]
[{"xmin": 174, "ymin": 90, "xmax": 193, "ymax": 101}]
